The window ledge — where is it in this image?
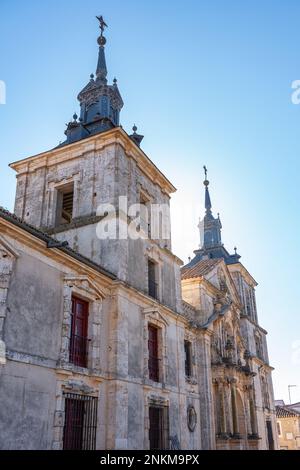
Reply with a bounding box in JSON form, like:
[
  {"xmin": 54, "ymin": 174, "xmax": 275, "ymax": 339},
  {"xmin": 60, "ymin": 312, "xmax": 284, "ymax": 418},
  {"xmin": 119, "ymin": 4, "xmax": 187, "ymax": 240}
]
[
  {"xmin": 185, "ymin": 376, "xmax": 197, "ymax": 385},
  {"xmin": 44, "ymin": 213, "xmax": 105, "ymax": 235},
  {"xmin": 56, "ymin": 361, "xmax": 103, "ymax": 378},
  {"xmin": 144, "ymin": 378, "xmax": 164, "ymax": 389}
]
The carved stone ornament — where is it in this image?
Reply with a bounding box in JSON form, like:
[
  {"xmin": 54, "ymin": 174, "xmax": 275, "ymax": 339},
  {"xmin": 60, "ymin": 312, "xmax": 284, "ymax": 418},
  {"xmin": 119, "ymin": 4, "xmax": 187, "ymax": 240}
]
[{"xmin": 187, "ymin": 405, "xmax": 197, "ymax": 432}]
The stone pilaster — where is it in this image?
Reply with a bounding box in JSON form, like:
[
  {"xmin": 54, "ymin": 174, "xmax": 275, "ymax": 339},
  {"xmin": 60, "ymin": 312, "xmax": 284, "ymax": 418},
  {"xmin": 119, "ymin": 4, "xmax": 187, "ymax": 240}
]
[
  {"xmin": 196, "ymin": 329, "xmax": 215, "ymax": 449},
  {"xmin": 90, "ymin": 300, "xmax": 102, "ymax": 372},
  {"xmin": 57, "ymin": 283, "xmax": 72, "ymax": 366},
  {"xmin": 106, "ymin": 380, "xmax": 129, "ymax": 449},
  {"xmin": 219, "ymin": 381, "xmax": 227, "ymax": 435},
  {"xmin": 0, "ymin": 240, "xmax": 18, "ymax": 365},
  {"xmin": 249, "ymin": 386, "xmax": 258, "ymax": 436},
  {"xmin": 230, "ymin": 380, "xmax": 239, "ymax": 436}
]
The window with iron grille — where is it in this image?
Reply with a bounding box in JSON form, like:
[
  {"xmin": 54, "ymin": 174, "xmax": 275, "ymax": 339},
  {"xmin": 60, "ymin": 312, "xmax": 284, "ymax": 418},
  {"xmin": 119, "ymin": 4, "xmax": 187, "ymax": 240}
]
[
  {"xmin": 63, "ymin": 393, "xmax": 98, "ymax": 450},
  {"xmin": 184, "ymin": 340, "xmax": 192, "ymax": 378},
  {"xmin": 149, "ymin": 405, "xmax": 169, "ymax": 450},
  {"xmin": 148, "ymin": 324, "xmax": 160, "ymax": 382},
  {"xmin": 69, "ymin": 296, "xmax": 89, "ymax": 367}
]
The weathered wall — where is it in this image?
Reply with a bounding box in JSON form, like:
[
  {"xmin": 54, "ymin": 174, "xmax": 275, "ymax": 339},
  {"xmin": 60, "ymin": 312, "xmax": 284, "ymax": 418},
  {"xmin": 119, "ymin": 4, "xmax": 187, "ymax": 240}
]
[
  {"xmin": 277, "ymin": 416, "xmax": 300, "ymax": 450},
  {"xmin": 13, "ymin": 138, "xmax": 182, "ymax": 313},
  {"xmin": 0, "ymin": 360, "xmax": 56, "ymax": 450},
  {"xmin": 5, "ymin": 252, "xmax": 63, "ymax": 361}
]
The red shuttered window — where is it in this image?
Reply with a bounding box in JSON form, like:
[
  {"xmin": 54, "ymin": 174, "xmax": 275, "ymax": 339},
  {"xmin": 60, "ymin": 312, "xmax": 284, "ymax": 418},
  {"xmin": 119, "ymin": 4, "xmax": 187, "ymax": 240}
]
[
  {"xmin": 69, "ymin": 296, "xmax": 89, "ymax": 367},
  {"xmin": 148, "ymin": 324, "xmax": 159, "ymax": 382}
]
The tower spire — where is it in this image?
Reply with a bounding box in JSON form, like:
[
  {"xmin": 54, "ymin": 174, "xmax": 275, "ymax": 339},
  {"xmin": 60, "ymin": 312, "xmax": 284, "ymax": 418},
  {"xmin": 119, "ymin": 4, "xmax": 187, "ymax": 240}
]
[
  {"xmin": 64, "ymin": 16, "xmax": 124, "ymax": 145},
  {"xmin": 198, "ymin": 167, "xmax": 222, "ymax": 250},
  {"xmin": 96, "ymin": 15, "xmax": 108, "ymax": 83},
  {"xmin": 203, "ymin": 165, "xmax": 212, "ymax": 215},
  {"xmin": 187, "ymin": 168, "xmax": 242, "ymax": 266}
]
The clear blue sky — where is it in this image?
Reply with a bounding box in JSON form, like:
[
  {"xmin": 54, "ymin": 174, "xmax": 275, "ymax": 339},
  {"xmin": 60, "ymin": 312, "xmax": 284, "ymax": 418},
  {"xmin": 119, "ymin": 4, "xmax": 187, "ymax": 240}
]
[{"xmin": 1, "ymin": 0, "xmax": 300, "ymax": 404}]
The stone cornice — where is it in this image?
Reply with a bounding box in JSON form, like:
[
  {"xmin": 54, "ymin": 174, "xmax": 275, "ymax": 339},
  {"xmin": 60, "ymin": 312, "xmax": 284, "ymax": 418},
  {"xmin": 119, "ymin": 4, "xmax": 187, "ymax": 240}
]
[
  {"xmin": 9, "ymin": 127, "xmax": 176, "ymax": 196},
  {"xmin": 181, "ymin": 276, "xmax": 242, "ymax": 311},
  {"xmin": 227, "ymin": 262, "xmax": 258, "ymax": 287},
  {"xmin": 181, "ymin": 276, "xmax": 220, "ymax": 296},
  {"xmin": 253, "ymin": 356, "xmax": 274, "ymax": 371},
  {"xmin": 240, "ymin": 314, "xmax": 268, "ymax": 335}
]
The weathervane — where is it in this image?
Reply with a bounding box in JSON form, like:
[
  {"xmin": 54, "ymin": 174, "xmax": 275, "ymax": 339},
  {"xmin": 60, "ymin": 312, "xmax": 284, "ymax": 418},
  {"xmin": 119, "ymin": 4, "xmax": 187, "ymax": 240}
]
[
  {"xmin": 96, "ymin": 15, "xmax": 108, "ymax": 36},
  {"xmin": 203, "ymin": 165, "xmax": 209, "ymax": 186}
]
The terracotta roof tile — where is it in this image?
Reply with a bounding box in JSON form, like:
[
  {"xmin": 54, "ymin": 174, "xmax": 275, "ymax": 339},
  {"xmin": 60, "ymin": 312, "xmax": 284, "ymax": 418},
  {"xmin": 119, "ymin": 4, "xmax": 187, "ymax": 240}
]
[
  {"xmin": 276, "ymin": 405, "xmax": 300, "ymax": 418},
  {"xmin": 181, "ymin": 258, "xmax": 222, "ymax": 280}
]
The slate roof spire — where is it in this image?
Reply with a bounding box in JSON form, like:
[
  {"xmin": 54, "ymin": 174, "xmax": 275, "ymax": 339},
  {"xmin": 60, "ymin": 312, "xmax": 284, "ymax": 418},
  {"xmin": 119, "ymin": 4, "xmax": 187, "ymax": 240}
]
[
  {"xmin": 199, "ymin": 167, "xmax": 222, "ymax": 249},
  {"xmin": 183, "ymin": 168, "xmax": 241, "ymax": 267},
  {"xmin": 96, "ymin": 15, "xmax": 108, "ymax": 84},
  {"xmin": 63, "ymin": 16, "xmax": 124, "ymax": 145},
  {"xmin": 203, "ymin": 165, "xmax": 212, "ymax": 215}
]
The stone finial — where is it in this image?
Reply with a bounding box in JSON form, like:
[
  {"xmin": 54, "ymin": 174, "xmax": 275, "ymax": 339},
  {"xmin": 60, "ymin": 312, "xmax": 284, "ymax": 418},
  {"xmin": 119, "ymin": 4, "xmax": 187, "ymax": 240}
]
[{"xmin": 129, "ymin": 124, "xmax": 144, "ymax": 147}]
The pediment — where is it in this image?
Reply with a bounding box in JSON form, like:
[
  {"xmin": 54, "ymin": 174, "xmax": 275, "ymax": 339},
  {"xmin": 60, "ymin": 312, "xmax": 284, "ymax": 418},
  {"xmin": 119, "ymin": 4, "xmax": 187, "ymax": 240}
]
[
  {"xmin": 64, "ymin": 275, "xmax": 107, "ymax": 300},
  {"xmin": 146, "ymin": 245, "xmax": 163, "ymax": 264},
  {"xmin": 0, "ymin": 235, "xmax": 19, "ymax": 260},
  {"xmin": 0, "ymin": 235, "xmax": 19, "ymax": 277},
  {"xmin": 206, "ymin": 260, "xmax": 241, "ymax": 306},
  {"xmin": 143, "ymin": 307, "xmax": 169, "ymax": 326}
]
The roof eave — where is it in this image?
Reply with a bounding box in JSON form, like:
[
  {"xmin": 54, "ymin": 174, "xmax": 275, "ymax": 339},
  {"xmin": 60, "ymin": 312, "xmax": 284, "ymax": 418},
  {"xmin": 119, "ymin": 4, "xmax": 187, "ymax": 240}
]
[{"xmin": 9, "ymin": 127, "xmax": 176, "ymax": 196}]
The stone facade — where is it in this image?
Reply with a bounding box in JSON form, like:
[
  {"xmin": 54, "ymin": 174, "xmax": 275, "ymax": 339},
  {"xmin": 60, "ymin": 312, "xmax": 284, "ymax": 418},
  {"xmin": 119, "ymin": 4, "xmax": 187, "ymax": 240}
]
[
  {"xmin": 0, "ymin": 206, "xmax": 201, "ymax": 449},
  {"xmin": 0, "ymin": 18, "xmax": 277, "ymax": 450},
  {"xmin": 0, "ymin": 128, "xmax": 278, "ymax": 450}
]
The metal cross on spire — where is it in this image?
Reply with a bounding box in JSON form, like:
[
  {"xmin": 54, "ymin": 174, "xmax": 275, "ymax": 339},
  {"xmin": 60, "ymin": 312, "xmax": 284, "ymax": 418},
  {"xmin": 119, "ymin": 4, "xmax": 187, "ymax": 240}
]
[
  {"xmin": 203, "ymin": 165, "xmax": 211, "ymax": 213},
  {"xmin": 96, "ymin": 15, "xmax": 108, "ymax": 35},
  {"xmin": 203, "ymin": 166, "xmax": 209, "ymax": 187}
]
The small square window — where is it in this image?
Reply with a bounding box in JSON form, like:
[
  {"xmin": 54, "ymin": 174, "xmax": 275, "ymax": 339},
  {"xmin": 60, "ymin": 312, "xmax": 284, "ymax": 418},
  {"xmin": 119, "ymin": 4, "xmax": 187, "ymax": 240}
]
[{"xmin": 56, "ymin": 183, "xmax": 74, "ymax": 225}]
